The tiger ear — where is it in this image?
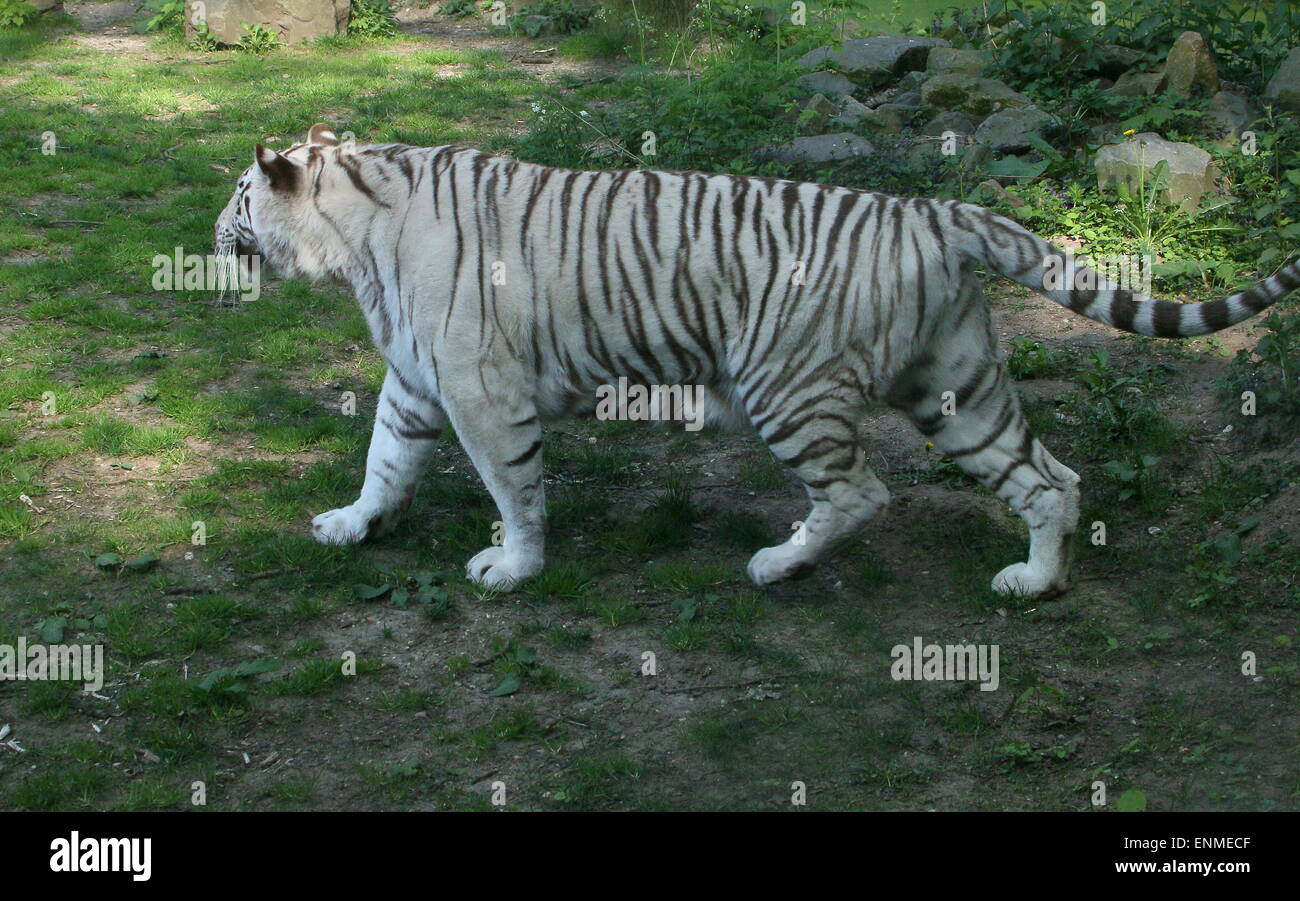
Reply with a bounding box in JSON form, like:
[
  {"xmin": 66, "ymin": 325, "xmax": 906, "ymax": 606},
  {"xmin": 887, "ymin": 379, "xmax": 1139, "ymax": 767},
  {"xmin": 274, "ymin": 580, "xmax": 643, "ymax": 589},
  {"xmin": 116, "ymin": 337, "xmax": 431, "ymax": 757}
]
[
  {"xmin": 308, "ymin": 123, "xmax": 339, "ymax": 147},
  {"xmin": 254, "ymin": 144, "xmax": 297, "ymax": 191}
]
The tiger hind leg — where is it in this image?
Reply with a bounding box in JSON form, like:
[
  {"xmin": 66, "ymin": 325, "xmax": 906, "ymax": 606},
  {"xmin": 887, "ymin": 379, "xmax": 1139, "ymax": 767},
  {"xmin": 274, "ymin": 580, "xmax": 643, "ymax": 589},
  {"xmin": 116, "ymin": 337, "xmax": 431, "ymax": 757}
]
[
  {"xmin": 745, "ymin": 394, "xmax": 890, "ymax": 585},
  {"xmin": 888, "ymin": 330, "xmax": 1080, "ymax": 599}
]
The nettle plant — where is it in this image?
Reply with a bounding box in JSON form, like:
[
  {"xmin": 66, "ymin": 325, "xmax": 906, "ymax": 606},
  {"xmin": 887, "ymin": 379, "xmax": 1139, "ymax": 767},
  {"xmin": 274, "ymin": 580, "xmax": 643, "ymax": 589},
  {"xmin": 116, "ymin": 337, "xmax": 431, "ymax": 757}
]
[
  {"xmin": 137, "ymin": 0, "xmax": 185, "ymax": 35},
  {"xmin": 349, "ymin": 0, "xmax": 399, "ymax": 39},
  {"xmin": 509, "ymin": 0, "xmax": 595, "ymax": 36},
  {"xmin": 1222, "ymin": 312, "xmax": 1300, "ymax": 420},
  {"xmin": 236, "ymin": 22, "xmax": 282, "ymax": 53},
  {"xmin": 0, "ymin": 0, "xmax": 36, "ymax": 29}
]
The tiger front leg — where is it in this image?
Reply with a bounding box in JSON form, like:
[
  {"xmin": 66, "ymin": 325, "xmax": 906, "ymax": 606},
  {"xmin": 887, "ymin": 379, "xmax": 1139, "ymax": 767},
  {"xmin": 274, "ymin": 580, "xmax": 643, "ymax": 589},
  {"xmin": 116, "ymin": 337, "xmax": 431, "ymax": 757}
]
[
  {"xmin": 441, "ymin": 387, "xmax": 547, "ymax": 592},
  {"xmin": 312, "ymin": 368, "xmax": 444, "ymax": 545}
]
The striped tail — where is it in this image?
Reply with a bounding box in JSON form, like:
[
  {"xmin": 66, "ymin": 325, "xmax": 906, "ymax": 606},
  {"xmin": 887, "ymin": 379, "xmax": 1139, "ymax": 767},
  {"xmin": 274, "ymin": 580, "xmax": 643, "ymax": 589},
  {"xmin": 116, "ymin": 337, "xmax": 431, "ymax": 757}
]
[{"xmin": 955, "ymin": 204, "xmax": 1299, "ymax": 338}]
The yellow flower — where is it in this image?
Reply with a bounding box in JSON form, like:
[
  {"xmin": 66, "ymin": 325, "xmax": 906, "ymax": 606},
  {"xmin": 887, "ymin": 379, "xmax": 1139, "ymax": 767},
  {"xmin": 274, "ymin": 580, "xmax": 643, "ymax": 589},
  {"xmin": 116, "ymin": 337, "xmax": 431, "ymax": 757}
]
[
  {"xmin": 925, "ymin": 441, "xmax": 935, "ymax": 450},
  {"xmin": 1123, "ymin": 128, "xmax": 1136, "ymax": 136}
]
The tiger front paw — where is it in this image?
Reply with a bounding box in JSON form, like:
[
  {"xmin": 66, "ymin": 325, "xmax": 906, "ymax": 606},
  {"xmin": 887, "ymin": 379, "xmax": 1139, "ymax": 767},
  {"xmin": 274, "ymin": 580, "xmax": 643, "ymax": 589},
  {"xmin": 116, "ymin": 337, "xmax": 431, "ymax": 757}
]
[
  {"xmin": 991, "ymin": 562, "xmax": 1065, "ymax": 600},
  {"xmin": 466, "ymin": 547, "xmax": 542, "ymax": 591},
  {"xmin": 311, "ymin": 504, "xmax": 392, "ymax": 545},
  {"xmin": 746, "ymin": 544, "xmax": 817, "ymax": 585}
]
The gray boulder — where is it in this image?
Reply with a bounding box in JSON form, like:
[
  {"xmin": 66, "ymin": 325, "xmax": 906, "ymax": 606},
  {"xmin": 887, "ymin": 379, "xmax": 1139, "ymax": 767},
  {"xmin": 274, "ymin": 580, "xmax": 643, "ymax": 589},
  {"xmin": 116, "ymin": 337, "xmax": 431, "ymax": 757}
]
[
  {"xmin": 1207, "ymin": 90, "xmax": 1259, "ymax": 138},
  {"xmin": 762, "ymin": 133, "xmax": 877, "ymax": 165},
  {"xmin": 978, "ymin": 179, "xmax": 1028, "ymax": 208},
  {"xmin": 868, "ymin": 103, "xmax": 915, "ymax": 133},
  {"xmin": 974, "ymin": 106, "xmax": 1063, "ymax": 152},
  {"xmin": 1160, "ymin": 31, "xmax": 1219, "ymax": 99},
  {"xmin": 920, "ymin": 110, "xmax": 975, "ymax": 139},
  {"xmin": 1264, "ymin": 46, "xmax": 1300, "ymax": 113},
  {"xmin": 829, "ymin": 96, "xmax": 876, "ymax": 128},
  {"xmin": 927, "ymin": 47, "xmax": 990, "ymax": 76},
  {"xmin": 795, "ymin": 71, "xmax": 857, "ymax": 98},
  {"xmin": 1095, "ymin": 132, "xmax": 1218, "ymax": 212},
  {"xmin": 1095, "ymin": 44, "xmax": 1146, "ymax": 78},
  {"xmin": 921, "ymin": 74, "xmax": 1033, "ymax": 116},
  {"xmin": 185, "ymin": 0, "xmax": 351, "ymax": 44},
  {"xmin": 961, "ymin": 142, "xmax": 992, "ymax": 173},
  {"xmin": 797, "ymin": 93, "xmax": 842, "ymax": 133},
  {"xmin": 1108, "ymin": 71, "xmax": 1163, "ymax": 97},
  {"xmin": 895, "ymin": 70, "xmax": 928, "ymax": 94},
  {"xmin": 797, "ymin": 36, "xmax": 950, "ymax": 87}
]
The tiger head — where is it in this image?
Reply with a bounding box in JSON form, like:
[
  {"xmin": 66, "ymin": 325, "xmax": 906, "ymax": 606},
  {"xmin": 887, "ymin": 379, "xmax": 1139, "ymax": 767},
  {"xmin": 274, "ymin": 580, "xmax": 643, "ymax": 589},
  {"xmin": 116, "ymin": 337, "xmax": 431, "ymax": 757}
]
[{"xmin": 213, "ymin": 123, "xmax": 352, "ymax": 297}]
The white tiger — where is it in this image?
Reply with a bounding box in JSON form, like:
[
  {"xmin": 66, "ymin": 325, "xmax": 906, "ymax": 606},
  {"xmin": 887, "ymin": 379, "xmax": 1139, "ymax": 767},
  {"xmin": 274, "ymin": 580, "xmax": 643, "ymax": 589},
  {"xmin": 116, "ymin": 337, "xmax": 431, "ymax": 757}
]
[{"xmin": 214, "ymin": 123, "xmax": 1296, "ymax": 599}]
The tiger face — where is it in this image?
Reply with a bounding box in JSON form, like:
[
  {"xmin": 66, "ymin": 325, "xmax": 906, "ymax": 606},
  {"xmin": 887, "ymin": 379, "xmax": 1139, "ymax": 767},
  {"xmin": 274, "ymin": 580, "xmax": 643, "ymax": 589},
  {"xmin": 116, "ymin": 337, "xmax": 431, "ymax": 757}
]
[{"xmin": 213, "ymin": 125, "xmax": 347, "ymax": 292}]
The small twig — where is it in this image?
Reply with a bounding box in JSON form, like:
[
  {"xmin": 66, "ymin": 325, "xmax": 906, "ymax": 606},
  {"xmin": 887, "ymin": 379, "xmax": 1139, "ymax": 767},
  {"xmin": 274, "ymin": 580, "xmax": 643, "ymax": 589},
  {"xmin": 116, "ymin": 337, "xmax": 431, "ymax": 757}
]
[
  {"xmin": 163, "ymin": 584, "xmax": 211, "ymax": 596},
  {"xmin": 661, "ymin": 673, "xmax": 798, "ymax": 695},
  {"xmin": 47, "ymin": 219, "xmax": 105, "ymax": 227},
  {"xmin": 242, "ymin": 568, "xmax": 291, "ymax": 583}
]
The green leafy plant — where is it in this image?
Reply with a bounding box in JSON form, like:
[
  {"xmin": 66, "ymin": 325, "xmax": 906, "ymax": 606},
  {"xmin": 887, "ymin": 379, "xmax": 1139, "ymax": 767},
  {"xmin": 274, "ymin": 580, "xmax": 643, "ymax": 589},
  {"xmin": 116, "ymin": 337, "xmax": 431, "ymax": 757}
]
[
  {"xmin": 349, "ymin": 0, "xmax": 399, "ymax": 39},
  {"xmin": 137, "ymin": 0, "xmax": 185, "ymax": 34},
  {"xmin": 0, "ymin": 0, "xmax": 36, "ymax": 29},
  {"xmin": 1110, "ymin": 155, "xmax": 1237, "ymax": 258},
  {"xmin": 439, "ymin": 0, "xmax": 479, "ymax": 16},
  {"xmin": 1223, "ymin": 311, "xmax": 1300, "ymax": 418},
  {"xmin": 188, "ymin": 23, "xmax": 219, "ymax": 51},
  {"xmin": 509, "ymin": 0, "xmax": 596, "ymax": 37},
  {"xmin": 236, "ymin": 22, "xmax": 282, "ymax": 53},
  {"xmin": 1101, "ymin": 453, "xmax": 1160, "ymax": 504},
  {"xmin": 1006, "ymin": 337, "xmax": 1072, "ymax": 379}
]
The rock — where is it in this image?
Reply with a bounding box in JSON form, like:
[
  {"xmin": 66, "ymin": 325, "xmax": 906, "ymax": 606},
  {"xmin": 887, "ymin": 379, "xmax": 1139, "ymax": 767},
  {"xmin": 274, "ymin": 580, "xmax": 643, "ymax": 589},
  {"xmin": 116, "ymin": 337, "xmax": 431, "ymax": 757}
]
[
  {"xmin": 920, "ymin": 110, "xmax": 975, "ymax": 139},
  {"xmin": 762, "ymin": 133, "xmax": 877, "ymax": 165},
  {"xmin": 1086, "ymin": 124, "xmax": 1126, "ymax": 146},
  {"xmin": 906, "ymin": 140, "xmax": 946, "ymax": 168},
  {"xmin": 921, "ymin": 74, "xmax": 1033, "ymax": 116},
  {"xmin": 978, "ymin": 179, "xmax": 1028, "ymax": 207},
  {"xmin": 797, "ymin": 93, "xmax": 841, "ymax": 132},
  {"xmin": 1095, "ymin": 132, "xmax": 1218, "ymax": 212},
  {"xmin": 892, "ymin": 91, "xmax": 924, "ymax": 108},
  {"xmin": 961, "ymin": 142, "xmax": 991, "ymax": 173},
  {"xmin": 927, "ymin": 47, "xmax": 990, "ymax": 76},
  {"xmin": 870, "ymin": 103, "xmax": 917, "ymax": 132},
  {"xmin": 185, "ymin": 0, "xmax": 351, "ymax": 44},
  {"xmin": 795, "ymin": 71, "xmax": 857, "ymax": 98},
  {"xmin": 1264, "ymin": 46, "xmax": 1300, "ymax": 113},
  {"xmin": 1108, "ymin": 71, "xmax": 1163, "ymax": 97},
  {"xmin": 1160, "ymin": 31, "xmax": 1219, "ymax": 99},
  {"xmin": 829, "ymin": 96, "xmax": 875, "ymax": 127},
  {"xmin": 797, "ymin": 36, "xmax": 950, "ymax": 88},
  {"xmin": 1095, "ymin": 44, "xmax": 1146, "ymax": 78},
  {"xmin": 1207, "ymin": 90, "xmax": 1259, "ymax": 138},
  {"xmin": 29, "ymin": 0, "xmax": 62, "ymax": 11},
  {"xmin": 896, "ymin": 70, "xmax": 928, "ymax": 94},
  {"xmin": 974, "ymin": 106, "xmax": 1063, "ymax": 152}
]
